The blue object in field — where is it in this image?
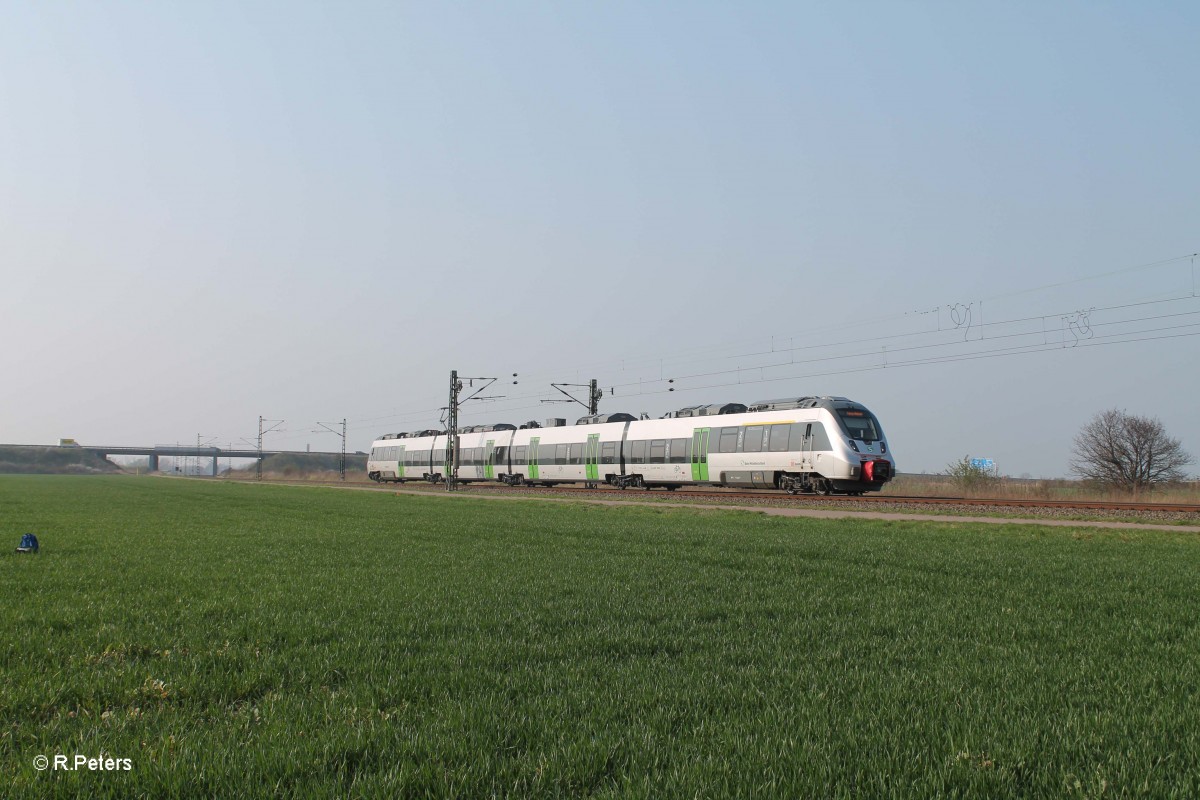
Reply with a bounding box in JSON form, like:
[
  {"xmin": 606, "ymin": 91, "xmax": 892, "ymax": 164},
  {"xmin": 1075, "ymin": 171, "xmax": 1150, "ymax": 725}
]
[{"xmin": 17, "ymin": 533, "xmax": 39, "ymax": 553}]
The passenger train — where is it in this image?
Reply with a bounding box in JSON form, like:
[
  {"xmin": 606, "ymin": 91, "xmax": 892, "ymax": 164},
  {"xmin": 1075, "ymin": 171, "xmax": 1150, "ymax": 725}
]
[{"xmin": 368, "ymin": 396, "xmax": 894, "ymax": 495}]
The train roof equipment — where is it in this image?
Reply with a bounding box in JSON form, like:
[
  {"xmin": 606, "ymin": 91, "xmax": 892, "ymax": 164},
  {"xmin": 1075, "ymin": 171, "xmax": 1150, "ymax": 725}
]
[
  {"xmin": 662, "ymin": 403, "xmax": 748, "ymax": 418},
  {"xmin": 381, "ymin": 428, "xmax": 445, "ymax": 439},
  {"xmin": 748, "ymin": 396, "xmax": 850, "ymax": 412},
  {"xmin": 575, "ymin": 412, "xmax": 637, "ymax": 425}
]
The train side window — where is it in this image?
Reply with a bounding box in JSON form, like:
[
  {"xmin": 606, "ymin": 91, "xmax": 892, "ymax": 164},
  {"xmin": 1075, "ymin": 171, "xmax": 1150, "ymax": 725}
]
[
  {"xmin": 601, "ymin": 442, "xmax": 617, "ymax": 464},
  {"xmin": 670, "ymin": 438, "xmax": 689, "ymax": 463},
  {"xmin": 743, "ymin": 427, "xmax": 763, "ymax": 453},
  {"xmin": 789, "ymin": 423, "xmax": 808, "ymax": 450},
  {"xmin": 769, "ymin": 424, "xmax": 790, "ymax": 452},
  {"xmin": 630, "ymin": 440, "xmax": 646, "ymax": 464},
  {"xmin": 514, "ymin": 446, "xmax": 526, "ymax": 464},
  {"xmin": 649, "ymin": 440, "xmax": 666, "ymax": 463},
  {"xmin": 568, "ymin": 442, "xmax": 583, "ymax": 464},
  {"xmin": 811, "ymin": 422, "xmax": 832, "ymax": 450},
  {"xmin": 539, "ymin": 444, "xmax": 554, "ymax": 464},
  {"xmin": 555, "ymin": 444, "xmax": 569, "ymax": 465},
  {"xmin": 718, "ymin": 427, "xmax": 738, "ymax": 453}
]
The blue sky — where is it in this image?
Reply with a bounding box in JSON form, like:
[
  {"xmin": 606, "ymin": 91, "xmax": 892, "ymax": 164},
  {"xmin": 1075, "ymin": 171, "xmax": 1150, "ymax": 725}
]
[{"xmin": 1, "ymin": 2, "xmax": 1197, "ymax": 476}]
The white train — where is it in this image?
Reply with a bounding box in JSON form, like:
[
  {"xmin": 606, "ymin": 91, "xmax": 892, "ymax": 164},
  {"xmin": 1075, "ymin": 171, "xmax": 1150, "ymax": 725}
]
[{"xmin": 368, "ymin": 396, "xmax": 894, "ymax": 495}]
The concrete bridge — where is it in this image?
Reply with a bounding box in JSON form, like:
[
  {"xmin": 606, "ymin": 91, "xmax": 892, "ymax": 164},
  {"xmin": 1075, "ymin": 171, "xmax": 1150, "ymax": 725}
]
[
  {"xmin": 0, "ymin": 443, "xmax": 356, "ymax": 475},
  {"xmin": 89, "ymin": 445, "xmax": 306, "ymax": 473}
]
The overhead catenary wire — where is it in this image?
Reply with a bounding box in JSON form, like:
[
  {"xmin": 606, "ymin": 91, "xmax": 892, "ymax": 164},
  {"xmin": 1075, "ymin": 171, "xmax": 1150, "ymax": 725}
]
[
  {"xmin": 485, "ymin": 252, "xmax": 1200, "ymax": 384},
  {"xmin": 200, "ymin": 253, "xmax": 1198, "ymax": 449},
  {"xmin": 345, "ymin": 294, "xmax": 1200, "ymax": 433}
]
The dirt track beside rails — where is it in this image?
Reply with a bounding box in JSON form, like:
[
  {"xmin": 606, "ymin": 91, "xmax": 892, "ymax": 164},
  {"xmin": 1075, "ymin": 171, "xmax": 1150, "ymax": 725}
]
[
  {"xmin": 387, "ymin": 488, "xmax": 1200, "ymax": 533},
  {"xmin": 227, "ymin": 477, "xmax": 1200, "ymax": 532}
]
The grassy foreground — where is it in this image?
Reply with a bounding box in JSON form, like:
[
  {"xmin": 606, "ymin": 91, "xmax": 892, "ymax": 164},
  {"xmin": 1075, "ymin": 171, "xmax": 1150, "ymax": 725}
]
[{"xmin": 2, "ymin": 477, "xmax": 1198, "ymax": 798}]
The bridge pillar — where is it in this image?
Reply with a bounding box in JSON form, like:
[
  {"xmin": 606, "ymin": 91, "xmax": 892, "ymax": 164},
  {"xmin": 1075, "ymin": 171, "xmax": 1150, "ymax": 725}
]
[
  {"xmin": 212, "ymin": 452, "xmax": 219, "ymax": 476},
  {"xmin": 148, "ymin": 453, "xmax": 159, "ymax": 471}
]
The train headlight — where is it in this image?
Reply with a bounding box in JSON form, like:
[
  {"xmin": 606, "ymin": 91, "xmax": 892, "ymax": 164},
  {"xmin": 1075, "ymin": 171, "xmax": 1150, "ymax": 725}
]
[
  {"xmin": 880, "ymin": 442, "xmax": 887, "ymax": 454},
  {"xmin": 847, "ymin": 439, "xmax": 859, "ymax": 452}
]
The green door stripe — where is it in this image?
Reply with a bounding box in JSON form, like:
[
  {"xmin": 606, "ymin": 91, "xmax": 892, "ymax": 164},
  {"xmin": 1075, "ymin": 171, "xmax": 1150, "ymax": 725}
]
[
  {"xmin": 586, "ymin": 434, "xmax": 599, "ymax": 480},
  {"xmin": 692, "ymin": 427, "xmax": 710, "ymax": 482}
]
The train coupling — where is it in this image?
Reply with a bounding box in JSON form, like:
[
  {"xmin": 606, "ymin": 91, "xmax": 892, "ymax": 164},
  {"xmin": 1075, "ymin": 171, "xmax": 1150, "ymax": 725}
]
[{"xmin": 861, "ymin": 459, "xmax": 892, "ymax": 482}]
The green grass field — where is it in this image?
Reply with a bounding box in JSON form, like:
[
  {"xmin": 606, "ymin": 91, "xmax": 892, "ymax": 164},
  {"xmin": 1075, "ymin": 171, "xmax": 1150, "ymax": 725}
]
[{"xmin": 3, "ymin": 477, "xmax": 1198, "ymax": 798}]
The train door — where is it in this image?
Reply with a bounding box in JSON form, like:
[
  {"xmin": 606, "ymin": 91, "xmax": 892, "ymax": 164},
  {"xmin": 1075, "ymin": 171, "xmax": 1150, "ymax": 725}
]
[
  {"xmin": 690, "ymin": 428, "xmax": 710, "ymax": 481},
  {"xmin": 484, "ymin": 440, "xmax": 495, "ymax": 479},
  {"xmin": 397, "ymin": 446, "xmax": 405, "ymax": 479},
  {"xmin": 528, "ymin": 436, "xmax": 540, "ymax": 480},
  {"xmin": 802, "ymin": 424, "xmax": 813, "ymax": 470},
  {"xmin": 585, "ymin": 434, "xmax": 600, "ymax": 482}
]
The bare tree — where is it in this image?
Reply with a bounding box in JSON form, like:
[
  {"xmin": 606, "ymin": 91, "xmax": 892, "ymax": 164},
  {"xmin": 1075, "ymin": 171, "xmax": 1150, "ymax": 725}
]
[{"xmin": 1069, "ymin": 409, "xmax": 1193, "ymax": 493}]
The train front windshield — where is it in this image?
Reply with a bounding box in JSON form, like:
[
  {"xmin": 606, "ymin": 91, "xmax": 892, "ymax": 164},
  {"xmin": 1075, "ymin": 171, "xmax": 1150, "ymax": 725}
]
[{"xmin": 837, "ymin": 408, "xmax": 882, "ymax": 442}]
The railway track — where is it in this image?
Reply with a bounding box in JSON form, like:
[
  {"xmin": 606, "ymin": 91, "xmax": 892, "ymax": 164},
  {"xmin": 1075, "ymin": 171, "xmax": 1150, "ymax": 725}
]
[
  {"xmin": 474, "ymin": 485, "xmax": 1200, "ymax": 514},
  {"xmin": 239, "ymin": 477, "xmax": 1200, "ymax": 516}
]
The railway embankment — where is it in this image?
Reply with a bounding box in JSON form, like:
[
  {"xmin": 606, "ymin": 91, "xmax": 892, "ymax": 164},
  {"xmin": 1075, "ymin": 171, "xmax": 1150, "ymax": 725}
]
[{"xmin": 0, "ymin": 445, "xmax": 121, "ymax": 475}]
